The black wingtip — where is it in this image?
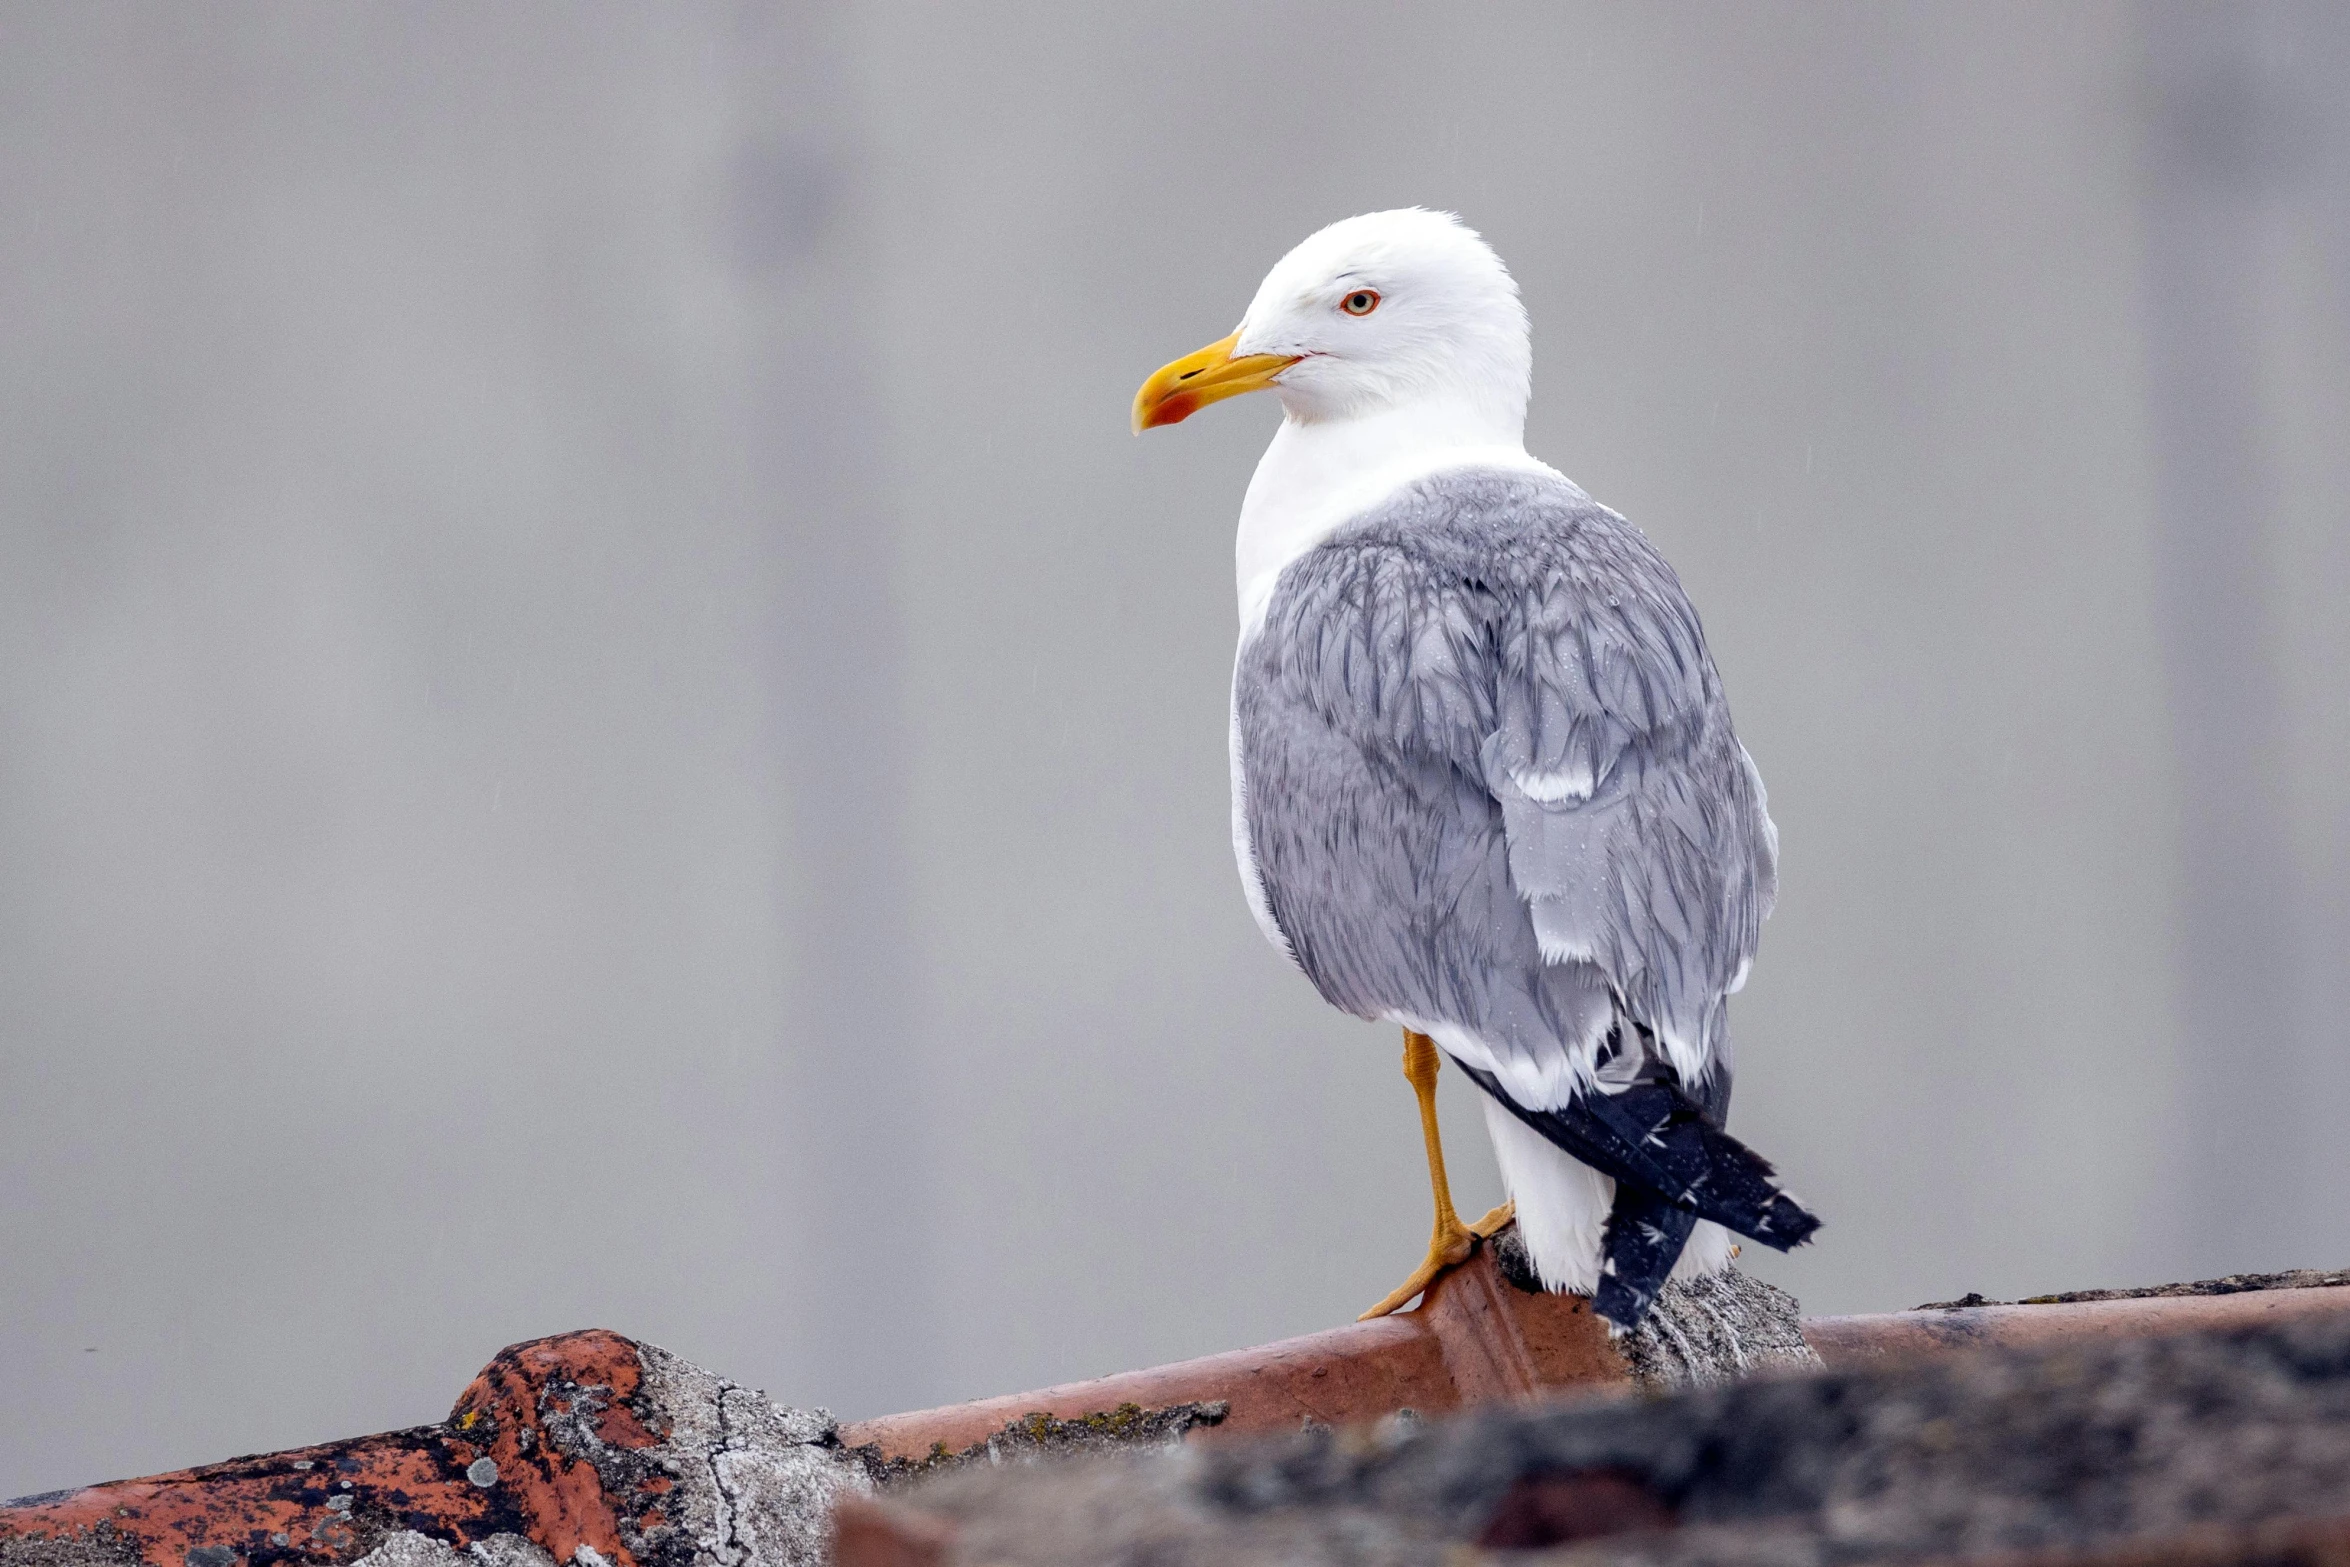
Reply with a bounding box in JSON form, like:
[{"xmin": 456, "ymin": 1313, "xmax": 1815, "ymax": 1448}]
[
  {"xmin": 1454, "ymin": 1060, "xmax": 1824, "ymax": 1329},
  {"xmin": 1591, "ymin": 1185, "xmax": 1700, "ymax": 1331},
  {"xmin": 1589, "ymin": 1185, "xmax": 1823, "ymax": 1332},
  {"xmin": 1749, "ymin": 1190, "xmax": 1824, "ymax": 1251}
]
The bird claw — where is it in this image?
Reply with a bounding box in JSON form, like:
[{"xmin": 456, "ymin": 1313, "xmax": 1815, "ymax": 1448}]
[{"xmin": 1357, "ymin": 1221, "xmax": 1482, "ymax": 1319}]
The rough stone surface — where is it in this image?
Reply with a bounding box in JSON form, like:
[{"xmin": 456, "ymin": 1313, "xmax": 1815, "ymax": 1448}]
[
  {"xmin": 620, "ymin": 1342, "xmax": 865, "ymax": 1567},
  {"xmin": 460, "ymin": 1338, "xmax": 866, "ymax": 1567},
  {"xmin": 1919, "ymin": 1266, "xmax": 2350, "ymax": 1309},
  {"xmin": 1489, "ymin": 1231, "xmax": 1821, "ymax": 1390},
  {"xmin": 323, "ymin": 1344, "xmax": 870, "ymax": 1567},
  {"xmin": 0, "ymin": 1530, "xmax": 143, "ymax": 1567},
  {"xmin": 0, "ymin": 1334, "xmax": 866, "ymax": 1567},
  {"xmin": 0, "ymin": 1422, "xmax": 511, "ymax": 1567},
  {"xmin": 875, "ymin": 1448, "xmax": 1423, "ymax": 1567},
  {"xmin": 462, "ymin": 1540, "xmax": 561, "ymax": 1567},
  {"xmin": 343, "ymin": 1533, "xmax": 554, "ymax": 1567},
  {"xmin": 1620, "ymin": 1268, "xmax": 1821, "ymax": 1391},
  {"xmin": 869, "ymin": 1314, "xmax": 2350, "ymax": 1565}
]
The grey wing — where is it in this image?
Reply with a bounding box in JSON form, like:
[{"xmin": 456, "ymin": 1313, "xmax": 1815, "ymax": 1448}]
[
  {"xmin": 1480, "ymin": 497, "xmax": 1777, "ymax": 1089},
  {"xmin": 1234, "ymin": 469, "xmax": 1774, "ymax": 1101}
]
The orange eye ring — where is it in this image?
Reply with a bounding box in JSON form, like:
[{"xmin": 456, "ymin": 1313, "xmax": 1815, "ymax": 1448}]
[{"xmin": 1340, "ymin": 289, "xmax": 1381, "ymax": 316}]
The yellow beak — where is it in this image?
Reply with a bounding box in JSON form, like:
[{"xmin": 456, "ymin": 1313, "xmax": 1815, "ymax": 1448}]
[{"xmin": 1131, "ymin": 332, "xmax": 1299, "ymax": 433}]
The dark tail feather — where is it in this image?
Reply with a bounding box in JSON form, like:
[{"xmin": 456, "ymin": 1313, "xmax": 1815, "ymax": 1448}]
[
  {"xmin": 1593, "ymin": 1185, "xmax": 1701, "ymax": 1330},
  {"xmin": 1581, "ymin": 1081, "xmax": 1821, "ymax": 1252},
  {"xmin": 1454, "ymin": 1061, "xmax": 1821, "ymax": 1330}
]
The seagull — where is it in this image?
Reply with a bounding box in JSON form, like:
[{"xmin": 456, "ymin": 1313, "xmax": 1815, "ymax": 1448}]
[{"xmin": 1132, "ymin": 209, "xmax": 1818, "ymax": 1330}]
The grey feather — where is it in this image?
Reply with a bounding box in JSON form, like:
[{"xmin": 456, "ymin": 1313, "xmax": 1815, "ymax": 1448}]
[{"xmin": 1232, "ymin": 467, "xmax": 1776, "ymax": 1106}]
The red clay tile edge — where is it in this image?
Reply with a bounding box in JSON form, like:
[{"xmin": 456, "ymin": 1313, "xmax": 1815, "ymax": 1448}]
[
  {"xmin": 9, "ymin": 1271, "xmax": 2350, "ymax": 1567},
  {"xmin": 0, "ymin": 1330, "xmax": 661, "ymax": 1567},
  {"xmin": 841, "ymin": 1244, "xmax": 1626, "ymax": 1460}
]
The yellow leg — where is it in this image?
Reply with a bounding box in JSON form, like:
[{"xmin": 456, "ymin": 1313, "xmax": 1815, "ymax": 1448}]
[{"xmin": 1359, "ymin": 1031, "xmax": 1517, "ymax": 1319}]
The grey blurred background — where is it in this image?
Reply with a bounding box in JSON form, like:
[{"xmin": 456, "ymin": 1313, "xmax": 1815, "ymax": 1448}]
[{"xmin": 2, "ymin": 0, "xmax": 2345, "ymax": 1499}]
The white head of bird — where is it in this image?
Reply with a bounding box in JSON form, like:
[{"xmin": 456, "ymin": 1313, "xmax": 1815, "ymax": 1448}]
[
  {"xmin": 1133, "ymin": 208, "xmax": 1531, "ymax": 432},
  {"xmin": 1134, "ymin": 209, "xmax": 1555, "ymax": 630}
]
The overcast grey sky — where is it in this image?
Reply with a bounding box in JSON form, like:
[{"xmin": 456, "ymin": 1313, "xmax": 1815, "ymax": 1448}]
[{"xmin": 3, "ymin": 0, "xmax": 2346, "ymax": 1501}]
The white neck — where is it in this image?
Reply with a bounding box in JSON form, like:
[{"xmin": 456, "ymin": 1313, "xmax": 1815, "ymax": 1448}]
[{"xmin": 1234, "ymin": 394, "xmax": 1557, "ymax": 636}]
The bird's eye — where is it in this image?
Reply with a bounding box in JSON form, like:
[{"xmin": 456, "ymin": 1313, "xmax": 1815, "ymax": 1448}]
[{"xmin": 1341, "ymin": 289, "xmax": 1381, "ymax": 316}]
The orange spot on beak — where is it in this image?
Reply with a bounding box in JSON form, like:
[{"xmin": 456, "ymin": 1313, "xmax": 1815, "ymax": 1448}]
[{"xmin": 1132, "ymin": 332, "xmax": 1298, "ymax": 432}]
